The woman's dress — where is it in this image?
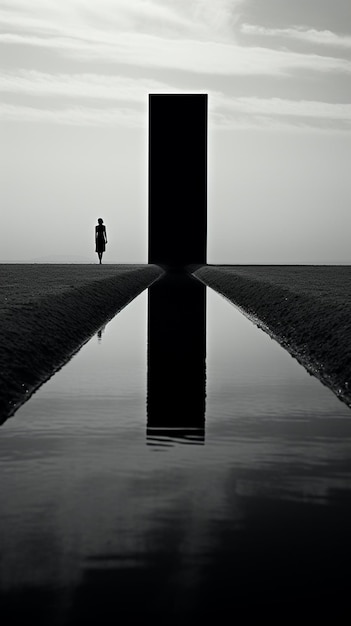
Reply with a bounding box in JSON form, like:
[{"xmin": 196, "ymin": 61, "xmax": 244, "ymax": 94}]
[{"xmin": 95, "ymin": 225, "xmax": 106, "ymax": 252}]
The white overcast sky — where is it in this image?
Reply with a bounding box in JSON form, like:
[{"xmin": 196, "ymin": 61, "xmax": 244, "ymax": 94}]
[{"xmin": 0, "ymin": 0, "xmax": 350, "ymax": 263}]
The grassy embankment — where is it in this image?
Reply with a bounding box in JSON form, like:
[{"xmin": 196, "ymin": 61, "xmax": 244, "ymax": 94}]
[
  {"xmin": 0, "ymin": 264, "xmax": 163, "ymax": 422},
  {"xmin": 194, "ymin": 265, "xmax": 351, "ymax": 407}
]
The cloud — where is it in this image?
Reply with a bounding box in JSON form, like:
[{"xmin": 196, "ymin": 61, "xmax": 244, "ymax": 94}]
[
  {"xmin": 241, "ymin": 24, "xmax": 351, "ymax": 49},
  {"xmin": 210, "ymin": 112, "xmax": 332, "ymax": 132},
  {"xmin": 1, "ymin": 1, "xmax": 350, "ymax": 77},
  {"xmin": 0, "ymin": 0, "xmax": 243, "ymax": 42},
  {"xmin": 0, "ymin": 102, "xmax": 142, "ymax": 127},
  {"xmin": 78, "ymin": 0, "xmax": 241, "ymax": 40},
  {"xmin": 1, "ymin": 89, "xmax": 350, "ymax": 134},
  {"xmin": 215, "ymin": 94, "xmax": 351, "ymax": 121},
  {"xmin": 0, "ymin": 70, "xmax": 169, "ymax": 101},
  {"xmin": 1, "ymin": 70, "xmax": 350, "ymax": 125},
  {"xmin": 0, "ymin": 9, "xmax": 58, "ymax": 35},
  {"xmin": 212, "ymin": 93, "xmax": 351, "ymax": 131},
  {"xmin": 2, "ymin": 32, "xmax": 351, "ymax": 76}
]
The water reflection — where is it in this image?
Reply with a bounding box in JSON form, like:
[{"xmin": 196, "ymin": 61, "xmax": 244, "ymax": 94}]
[
  {"xmin": 147, "ymin": 271, "xmax": 206, "ymax": 444},
  {"xmin": 96, "ymin": 325, "xmax": 106, "ymax": 343},
  {"xmin": 1, "ymin": 283, "xmax": 351, "ymax": 622}
]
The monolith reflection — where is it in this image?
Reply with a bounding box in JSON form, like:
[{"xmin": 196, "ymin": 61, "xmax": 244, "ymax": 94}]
[{"xmin": 147, "ymin": 271, "xmax": 206, "ymax": 443}]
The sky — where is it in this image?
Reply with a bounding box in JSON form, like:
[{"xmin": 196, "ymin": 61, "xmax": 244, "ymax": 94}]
[{"xmin": 0, "ymin": 0, "xmax": 350, "ymax": 263}]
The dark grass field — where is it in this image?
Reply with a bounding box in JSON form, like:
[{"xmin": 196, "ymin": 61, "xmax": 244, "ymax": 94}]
[
  {"xmin": 0, "ymin": 264, "xmax": 153, "ymax": 307},
  {"xmin": 206, "ymin": 265, "xmax": 351, "ymax": 304},
  {"xmin": 195, "ymin": 265, "xmax": 351, "ymax": 408},
  {"xmin": 0, "ymin": 264, "xmax": 163, "ymax": 422}
]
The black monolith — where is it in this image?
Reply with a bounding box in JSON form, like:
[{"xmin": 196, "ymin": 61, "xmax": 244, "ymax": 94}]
[{"xmin": 148, "ymin": 94, "xmax": 207, "ymax": 267}]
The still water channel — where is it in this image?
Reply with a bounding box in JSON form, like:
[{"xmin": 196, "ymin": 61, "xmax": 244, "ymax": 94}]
[{"xmin": 1, "ymin": 273, "xmax": 351, "ymax": 623}]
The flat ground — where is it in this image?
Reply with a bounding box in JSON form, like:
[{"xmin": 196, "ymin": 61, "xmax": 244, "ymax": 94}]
[
  {"xmin": 0, "ymin": 264, "xmax": 149, "ymax": 309},
  {"xmin": 195, "ymin": 265, "xmax": 351, "ymax": 407},
  {"xmin": 0, "ymin": 264, "xmax": 163, "ymax": 422},
  {"xmin": 209, "ymin": 265, "xmax": 351, "ymax": 304}
]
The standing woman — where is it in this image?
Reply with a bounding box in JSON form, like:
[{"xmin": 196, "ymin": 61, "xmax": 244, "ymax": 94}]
[{"xmin": 95, "ymin": 218, "xmax": 107, "ymax": 264}]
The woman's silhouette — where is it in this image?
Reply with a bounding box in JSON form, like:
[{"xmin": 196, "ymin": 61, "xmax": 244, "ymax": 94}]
[{"xmin": 95, "ymin": 218, "xmax": 107, "ymax": 264}]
